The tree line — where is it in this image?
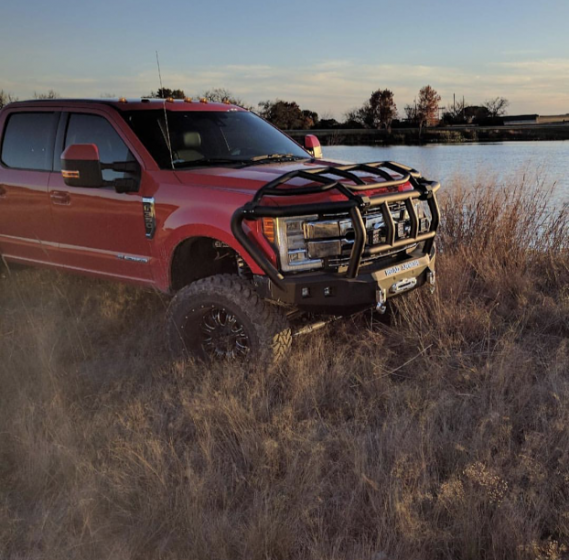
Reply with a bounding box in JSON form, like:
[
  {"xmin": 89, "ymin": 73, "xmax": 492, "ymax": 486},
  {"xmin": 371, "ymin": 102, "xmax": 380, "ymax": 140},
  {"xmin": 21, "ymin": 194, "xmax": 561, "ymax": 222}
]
[
  {"xmin": 0, "ymin": 89, "xmax": 61, "ymax": 109},
  {"xmin": 0, "ymin": 86, "xmax": 510, "ymax": 131}
]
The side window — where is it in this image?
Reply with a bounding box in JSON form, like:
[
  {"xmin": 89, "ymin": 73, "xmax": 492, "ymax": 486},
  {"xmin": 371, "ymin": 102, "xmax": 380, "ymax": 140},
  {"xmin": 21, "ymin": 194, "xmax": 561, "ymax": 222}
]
[
  {"xmin": 64, "ymin": 114, "xmax": 134, "ymax": 182},
  {"xmin": 1, "ymin": 112, "xmax": 58, "ymax": 171}
]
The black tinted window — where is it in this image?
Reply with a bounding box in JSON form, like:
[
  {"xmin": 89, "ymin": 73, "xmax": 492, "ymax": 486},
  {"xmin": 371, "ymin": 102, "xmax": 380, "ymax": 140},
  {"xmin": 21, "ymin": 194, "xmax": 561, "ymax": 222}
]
[
  {"xmin": 1, "ymin": 112, "xmax": 57, "ymax": 171},
  {"xmin": 65, "ymin": 114, "xmax": 134, "ymax": 181},
  {"xmin": 124, "ymin": 110, "xmax": 307, "ymax": 169}
]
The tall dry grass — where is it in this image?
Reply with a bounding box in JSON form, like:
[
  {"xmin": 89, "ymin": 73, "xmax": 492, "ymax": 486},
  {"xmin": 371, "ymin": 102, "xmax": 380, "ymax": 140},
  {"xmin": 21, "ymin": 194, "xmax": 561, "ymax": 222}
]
[{"xmin": 0, "ymin": 173, "xmax": 568, "ymax": 560}]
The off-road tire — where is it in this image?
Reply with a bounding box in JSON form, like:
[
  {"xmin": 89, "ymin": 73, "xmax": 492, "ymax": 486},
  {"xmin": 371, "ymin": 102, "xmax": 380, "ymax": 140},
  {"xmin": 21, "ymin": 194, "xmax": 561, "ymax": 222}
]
[{"xmin": 167, "ymin": 274, "xmax": 292, "ymax": 364}]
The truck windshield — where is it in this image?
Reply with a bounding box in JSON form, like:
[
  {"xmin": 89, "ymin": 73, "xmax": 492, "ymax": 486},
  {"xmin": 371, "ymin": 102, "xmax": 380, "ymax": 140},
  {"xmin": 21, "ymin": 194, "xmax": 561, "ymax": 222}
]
[{"xmin": 123, "ymin": 110, "xmax": 309, "ymax": 169}]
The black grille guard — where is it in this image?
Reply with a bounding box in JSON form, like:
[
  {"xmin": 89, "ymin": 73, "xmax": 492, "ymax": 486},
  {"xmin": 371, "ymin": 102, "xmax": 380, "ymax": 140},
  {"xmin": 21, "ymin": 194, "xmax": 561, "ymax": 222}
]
[{"xmin": 231, "ymin": 161, "xmax": 441, "ymax": 289}]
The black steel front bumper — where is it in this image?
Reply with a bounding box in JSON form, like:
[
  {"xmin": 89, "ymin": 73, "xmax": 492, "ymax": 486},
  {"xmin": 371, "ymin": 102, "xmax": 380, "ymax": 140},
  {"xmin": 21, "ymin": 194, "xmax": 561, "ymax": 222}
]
[
  {"xmin": 231, "ymin": 161, "xmax": 441, "ymax": 313},
  {"xmin": 254, "ymin": 245, "xmax": 436, "ymax": 314}
]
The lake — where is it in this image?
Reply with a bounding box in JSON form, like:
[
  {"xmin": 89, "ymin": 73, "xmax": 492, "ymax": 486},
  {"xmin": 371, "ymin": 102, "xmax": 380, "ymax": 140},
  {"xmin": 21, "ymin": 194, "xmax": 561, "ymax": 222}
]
[{"xmin": 323, "ymin": 141, "xmax": 569, "ymax": 206}]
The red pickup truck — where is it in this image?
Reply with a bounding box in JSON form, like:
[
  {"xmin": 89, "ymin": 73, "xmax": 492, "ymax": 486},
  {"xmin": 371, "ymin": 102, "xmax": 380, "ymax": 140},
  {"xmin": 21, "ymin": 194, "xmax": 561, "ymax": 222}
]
[{"xmin": 0, "ymin": 98, "xmax": 440, "ymax": 363}]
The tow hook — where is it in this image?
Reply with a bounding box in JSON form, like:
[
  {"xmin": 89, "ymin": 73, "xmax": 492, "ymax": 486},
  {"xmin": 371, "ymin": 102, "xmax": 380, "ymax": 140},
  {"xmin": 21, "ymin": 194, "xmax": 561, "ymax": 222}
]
[
  {"xmin": 427, "ymin": 269, "xmax": 436, "ymax": 294},
  {"xmin": 376, "ymin": 288, "xmax": 387, "ymax": 314}
]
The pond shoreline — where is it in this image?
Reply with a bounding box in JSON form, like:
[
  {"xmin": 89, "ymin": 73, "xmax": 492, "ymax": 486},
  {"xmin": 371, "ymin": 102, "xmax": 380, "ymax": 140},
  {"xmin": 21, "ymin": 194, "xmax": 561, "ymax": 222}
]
[{"xmin": 288, "ymin": 124, "xmax": 569, "ymax": 146}]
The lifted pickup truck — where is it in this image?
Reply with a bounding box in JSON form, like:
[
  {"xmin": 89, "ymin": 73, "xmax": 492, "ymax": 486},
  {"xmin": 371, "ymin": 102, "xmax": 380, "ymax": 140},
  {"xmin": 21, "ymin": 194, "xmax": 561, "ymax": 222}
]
[{"xmin": 0, "ymin": 98, "xmax": 440, "ymax": 363}]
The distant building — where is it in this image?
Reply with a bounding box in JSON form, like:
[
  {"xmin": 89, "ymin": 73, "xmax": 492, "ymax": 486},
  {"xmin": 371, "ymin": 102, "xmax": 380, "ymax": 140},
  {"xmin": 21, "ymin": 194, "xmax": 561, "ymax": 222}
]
[
  {"xmin": 463, "ymin": 106, "xmax": 490, "ymax": 124},
  {"xmin": 441, "ymin": 106, "xmax": 490, "ymax": 125},
  {"xmin": 537, "ymin": 114, "xmax": 569, "ymax": 124},
  {"xmin": 503, "ymin": 114, "xmax": 539, "ymax": 125}
]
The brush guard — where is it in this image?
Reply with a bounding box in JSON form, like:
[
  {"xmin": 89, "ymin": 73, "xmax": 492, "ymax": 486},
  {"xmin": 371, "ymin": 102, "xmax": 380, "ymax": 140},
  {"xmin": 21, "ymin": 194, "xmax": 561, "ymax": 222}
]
[{"xmin": 231, "ymin": 161, "xmax": 441, "ymax": 290}]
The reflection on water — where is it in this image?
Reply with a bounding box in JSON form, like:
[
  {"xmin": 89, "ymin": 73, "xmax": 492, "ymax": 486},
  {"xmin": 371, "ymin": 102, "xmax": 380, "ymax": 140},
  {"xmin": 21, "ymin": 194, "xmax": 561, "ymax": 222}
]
[{"xmin": 324, "ymin": 142, "xmax": 569, "ymax": 206}]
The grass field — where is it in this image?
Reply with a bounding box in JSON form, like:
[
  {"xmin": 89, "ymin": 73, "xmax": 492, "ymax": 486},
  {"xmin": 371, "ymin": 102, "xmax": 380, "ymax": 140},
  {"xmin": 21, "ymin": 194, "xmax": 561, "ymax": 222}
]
[{"xmin": 1, "ymin": 174, "xmax": 568, "ymax": 560}]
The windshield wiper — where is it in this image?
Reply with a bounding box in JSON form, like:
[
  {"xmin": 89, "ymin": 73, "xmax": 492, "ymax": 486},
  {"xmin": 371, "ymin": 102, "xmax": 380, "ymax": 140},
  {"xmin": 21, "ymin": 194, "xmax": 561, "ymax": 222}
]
[
  {"xmin": 173, "ymin": 157, "xmax": 247, "ymax": 169},
  {"xmin": 242, "ymin": 154, "xmax": 308, "ymax": 166},
  {"xmin": 173, "ymin": 154, "xmax": 309, "ymax": 169}
]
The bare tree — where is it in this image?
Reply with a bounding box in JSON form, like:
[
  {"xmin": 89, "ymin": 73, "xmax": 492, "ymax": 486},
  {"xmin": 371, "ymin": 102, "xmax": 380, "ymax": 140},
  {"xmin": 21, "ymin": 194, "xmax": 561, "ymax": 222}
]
[
  {"xmin": 416, "ymin": 85, "xmax": 441, "ymax": 132},
  {"xmin": 369, "ymin": 89, "xmax": 397, "ymax": 132},
  {"xmin": 441, "ymin": 97, "xmax": 466, "ymax": 124},
  {"xmin": 199, "ymin": 88, "xmax": 250, "ymax": 108},
  {"xmin": 0, "ymin": 90, "xmax": 18, "ymax": 109},
  {"xmin": 147, "ymin": 88, "xmax": 185, "ymax": 99},
  {"xmin": 319, "ymin": 110, "xmax": 335, "ymax": 121},
  {"xmin": 483, "ymin": 97, "xmax": 510, "ymax": 118},
  {"xmin": 404, "ymin": 101, "xmax": 419, "ymax": 124},
  {"xmin": 343, "ymin": 105, "xmax": 371, "ymax": 128},
  {"xmin": 33, "ymin": 90, "xmax": 60, "ymax": 100}
]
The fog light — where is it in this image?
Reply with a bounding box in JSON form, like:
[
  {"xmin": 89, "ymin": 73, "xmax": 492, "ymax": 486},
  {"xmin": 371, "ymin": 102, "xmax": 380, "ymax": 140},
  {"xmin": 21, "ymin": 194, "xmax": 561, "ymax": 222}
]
[{"xmin": 302, "ymin": 287, "xmax": 310, "ymax": 298}]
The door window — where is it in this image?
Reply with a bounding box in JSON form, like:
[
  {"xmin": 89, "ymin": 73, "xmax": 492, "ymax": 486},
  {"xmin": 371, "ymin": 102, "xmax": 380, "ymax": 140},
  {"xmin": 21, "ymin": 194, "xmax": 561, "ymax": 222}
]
[
  {"xmin": 64, "ymin": 114, "xmax": 134, "ymax": 181},
  {"xmin": 1, "ymin": 112, "xmax": 58, "ymax": 171}
]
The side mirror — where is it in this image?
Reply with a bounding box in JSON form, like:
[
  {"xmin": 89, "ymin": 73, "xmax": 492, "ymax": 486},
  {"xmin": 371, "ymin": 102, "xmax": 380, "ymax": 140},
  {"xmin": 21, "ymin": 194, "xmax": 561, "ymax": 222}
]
[
  {"xmin": 304, "ymin": 134, "xmax": 323, "ymax": 159},
  {"xmin": 61, "ymin": 144, "xmax": 140, "ymax": 193},
  {"xmin": 61, "ymin": 144, "xmax": 104, "ymax": 188}
]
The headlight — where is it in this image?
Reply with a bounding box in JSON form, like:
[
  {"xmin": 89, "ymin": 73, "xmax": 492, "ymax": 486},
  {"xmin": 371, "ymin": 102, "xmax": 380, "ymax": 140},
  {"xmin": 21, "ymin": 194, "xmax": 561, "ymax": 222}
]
[{"xmin": 275, "ymin": 215, "xmax": 323, "ymax": 272}]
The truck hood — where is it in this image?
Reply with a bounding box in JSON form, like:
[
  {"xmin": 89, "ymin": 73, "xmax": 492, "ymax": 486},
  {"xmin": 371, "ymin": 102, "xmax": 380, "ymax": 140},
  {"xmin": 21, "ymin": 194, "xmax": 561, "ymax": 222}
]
[{"xmin": 173, "ymin": 159, "xmax": 407, "ymax": 201}]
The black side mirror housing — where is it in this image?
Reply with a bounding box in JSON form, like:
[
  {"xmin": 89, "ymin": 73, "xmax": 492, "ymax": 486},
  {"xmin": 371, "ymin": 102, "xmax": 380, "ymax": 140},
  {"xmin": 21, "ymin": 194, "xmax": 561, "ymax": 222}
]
[
  {"xmin": 61, "ymin": 143, "xmax": 140, "ymax": 193},
  {"xmin": 61, "ymin": 143, "xmax": 103, "ymax": 188}
]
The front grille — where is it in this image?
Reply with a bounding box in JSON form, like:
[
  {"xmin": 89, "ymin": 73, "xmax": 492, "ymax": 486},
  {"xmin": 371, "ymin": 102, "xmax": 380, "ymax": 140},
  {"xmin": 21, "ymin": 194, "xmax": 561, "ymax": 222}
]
[
  {"xmin": 326, "ymin": 243, "xmax": 418, "ymax": 269},
  {"xmin": 313, "ymin": 201, "xmax": 417, "ymax": 270}
]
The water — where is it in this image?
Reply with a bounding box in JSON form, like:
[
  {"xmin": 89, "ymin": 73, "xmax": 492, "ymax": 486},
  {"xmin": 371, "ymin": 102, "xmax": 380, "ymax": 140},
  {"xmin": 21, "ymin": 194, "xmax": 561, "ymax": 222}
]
[{"xmin": 323, "ymin": 141, "xmax": 569, "ymax": 206}]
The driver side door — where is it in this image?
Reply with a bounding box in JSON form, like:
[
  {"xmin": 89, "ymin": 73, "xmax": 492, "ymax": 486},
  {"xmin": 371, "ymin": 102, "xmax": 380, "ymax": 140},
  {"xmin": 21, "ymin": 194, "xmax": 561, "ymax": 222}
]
[{"xmin": 48, "ymin": 111, "xmax": 154, "ymax": 282}]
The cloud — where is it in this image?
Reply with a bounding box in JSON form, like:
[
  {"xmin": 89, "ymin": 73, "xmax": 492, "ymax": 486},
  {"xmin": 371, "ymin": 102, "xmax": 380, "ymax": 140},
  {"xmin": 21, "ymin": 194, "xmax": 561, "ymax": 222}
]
[
  {"xmin": 501, "ymin": 49, "xmax": 543, "ymax": 57},
  {"xmin": 5, "ymin": 58, "xmax": 569, "ymax": 118}
]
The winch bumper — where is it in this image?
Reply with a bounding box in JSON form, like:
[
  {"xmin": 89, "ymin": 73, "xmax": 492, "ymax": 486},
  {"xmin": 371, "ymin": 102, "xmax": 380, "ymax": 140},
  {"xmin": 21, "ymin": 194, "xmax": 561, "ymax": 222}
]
[{"xmin": 256, "ymin": 247, "xmax": 436, "ymax": 314}]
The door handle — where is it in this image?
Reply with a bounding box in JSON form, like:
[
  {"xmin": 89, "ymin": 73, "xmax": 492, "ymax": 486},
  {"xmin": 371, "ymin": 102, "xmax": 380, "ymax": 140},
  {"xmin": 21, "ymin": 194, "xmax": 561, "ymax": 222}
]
[
  {"xmin": 50, "ymin": 191, "xmax": 71, "ymax": 205},
  {"xmin": 0, "ymin": 184, "xmax": 7, "ymax": 198}
]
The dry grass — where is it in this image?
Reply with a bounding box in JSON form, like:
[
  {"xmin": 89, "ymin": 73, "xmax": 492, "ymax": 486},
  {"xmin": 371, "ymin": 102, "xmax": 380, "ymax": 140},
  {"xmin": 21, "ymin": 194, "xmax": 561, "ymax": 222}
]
[{"xmin": 1, "ymin": 174, "xmax": 568, "ymax": 560}]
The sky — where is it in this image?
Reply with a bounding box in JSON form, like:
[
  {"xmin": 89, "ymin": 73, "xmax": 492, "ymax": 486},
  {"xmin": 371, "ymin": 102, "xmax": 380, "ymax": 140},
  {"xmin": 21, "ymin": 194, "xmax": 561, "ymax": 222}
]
[{"xmin": 1, "ymin": 0, "xmax": 569, "ymax": 119}]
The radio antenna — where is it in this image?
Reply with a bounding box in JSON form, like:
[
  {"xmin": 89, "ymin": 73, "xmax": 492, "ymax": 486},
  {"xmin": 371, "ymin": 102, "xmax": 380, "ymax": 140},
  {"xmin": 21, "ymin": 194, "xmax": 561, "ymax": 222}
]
[{"xmin": 155, "ymin": 50, "xmax": 175, "ymax": 169}]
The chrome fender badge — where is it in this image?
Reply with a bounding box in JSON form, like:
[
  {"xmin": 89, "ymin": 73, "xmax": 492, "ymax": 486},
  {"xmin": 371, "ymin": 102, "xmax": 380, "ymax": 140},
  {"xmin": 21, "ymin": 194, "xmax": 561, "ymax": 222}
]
[{"xmin": 142, "ymin": 197, "xmax": 156, "ymax": 239}]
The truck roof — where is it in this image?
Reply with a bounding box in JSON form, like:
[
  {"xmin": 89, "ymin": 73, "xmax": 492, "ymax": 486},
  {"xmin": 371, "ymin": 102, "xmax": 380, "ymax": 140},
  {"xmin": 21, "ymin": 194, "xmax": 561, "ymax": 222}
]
[{"xmin": 5, "ymin": 98, "xmax": 247, "ymax": 112}]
